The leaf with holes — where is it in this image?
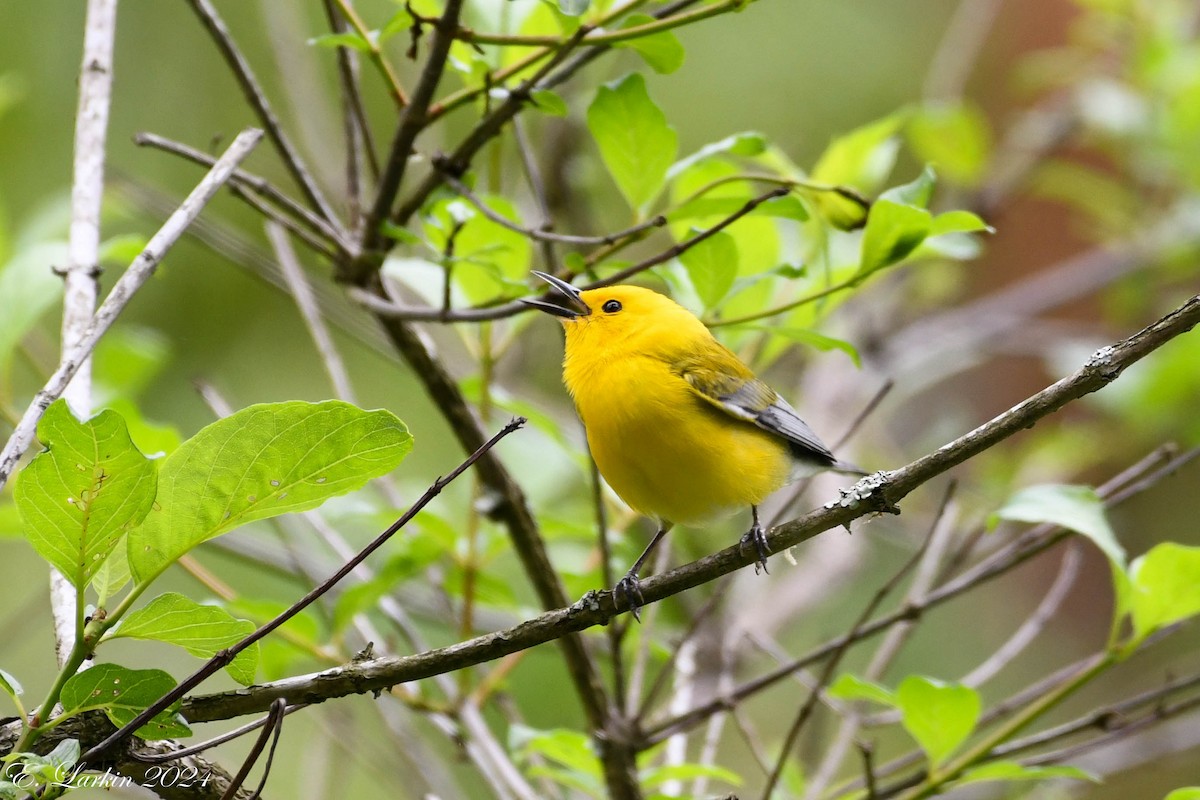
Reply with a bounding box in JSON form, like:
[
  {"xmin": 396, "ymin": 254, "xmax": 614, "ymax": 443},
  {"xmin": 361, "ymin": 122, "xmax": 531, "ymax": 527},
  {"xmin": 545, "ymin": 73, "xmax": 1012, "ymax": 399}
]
[
  {"xmin": 108, "ymin": 593, "xmax": 258, "ymax": 685},
  {"xmin": 14, "ymin": 400, "xmax": 156, "ymax": 588},
  {"xmin": 59, "ymin": 663, "xmax": 190, "ymax": 738},
  {"xmin": 128, "ymin": 401, "xmax": 411, "ymax": 584}
]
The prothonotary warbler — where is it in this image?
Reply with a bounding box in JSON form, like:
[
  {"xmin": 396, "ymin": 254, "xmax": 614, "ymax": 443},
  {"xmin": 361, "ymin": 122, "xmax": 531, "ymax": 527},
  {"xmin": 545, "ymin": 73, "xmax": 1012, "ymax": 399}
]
[{"xmin": 523, "ymin": 271, "xmax": 863, "ymax": 616}]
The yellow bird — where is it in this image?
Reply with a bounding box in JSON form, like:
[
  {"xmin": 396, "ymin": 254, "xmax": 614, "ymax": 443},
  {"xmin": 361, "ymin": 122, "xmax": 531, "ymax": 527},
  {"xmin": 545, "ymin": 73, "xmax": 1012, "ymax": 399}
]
[{"xmin": 524, "ymin": 271, "xmax": 862, "ymax": 615}]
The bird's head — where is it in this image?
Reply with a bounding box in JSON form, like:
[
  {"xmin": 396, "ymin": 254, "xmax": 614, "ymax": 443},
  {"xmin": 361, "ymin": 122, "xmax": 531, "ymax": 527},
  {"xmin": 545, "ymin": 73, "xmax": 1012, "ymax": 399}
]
[{"xmin": 521, "ymin": 271, "xmax": 707, "ymax": 356}]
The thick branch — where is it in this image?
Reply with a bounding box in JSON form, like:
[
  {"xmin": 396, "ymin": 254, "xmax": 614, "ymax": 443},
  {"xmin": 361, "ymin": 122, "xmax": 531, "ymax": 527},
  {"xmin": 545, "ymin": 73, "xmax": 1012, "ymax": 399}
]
[{"xmin": 180, "ymin": 294, "xmax": 1200, "ymax": 722}]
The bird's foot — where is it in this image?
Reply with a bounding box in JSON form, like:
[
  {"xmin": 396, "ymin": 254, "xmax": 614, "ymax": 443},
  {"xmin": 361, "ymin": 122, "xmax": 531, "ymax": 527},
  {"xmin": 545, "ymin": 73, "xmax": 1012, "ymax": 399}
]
[
  {"xmin": 740, "ymin": 524, "xmax": 771, "ymax": 575},
  {"xmin": 613, "ymin": 570, "xmax": 646, "ymax": 622}
]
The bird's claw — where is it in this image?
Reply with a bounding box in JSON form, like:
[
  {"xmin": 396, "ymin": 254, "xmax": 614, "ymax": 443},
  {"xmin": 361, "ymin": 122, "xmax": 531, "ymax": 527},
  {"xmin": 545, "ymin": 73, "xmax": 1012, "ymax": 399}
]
[
  {"xmin": 740, "ymin": 524, "xmax": 771, "ymax": 575},
  {"xmin": 614, "ymin": 571, "xmax": 645, "ymax": 622}
]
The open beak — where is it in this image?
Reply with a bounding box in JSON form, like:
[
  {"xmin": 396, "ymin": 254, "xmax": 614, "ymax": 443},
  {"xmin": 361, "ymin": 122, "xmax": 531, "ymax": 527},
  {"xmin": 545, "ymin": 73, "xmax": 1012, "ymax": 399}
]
[{"xmin": 520, "ymin": 271, "xmax": 591, "ymax": 319}]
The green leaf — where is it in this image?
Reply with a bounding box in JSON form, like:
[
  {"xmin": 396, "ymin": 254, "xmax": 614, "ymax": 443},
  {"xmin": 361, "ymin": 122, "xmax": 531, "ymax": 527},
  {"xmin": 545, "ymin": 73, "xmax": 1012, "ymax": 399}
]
[
  {"xmin": 558, "ymin": 0, "xmax": 590, "ymax": 15},
  {"xmin": 812, "ymin": 111, "xmax": 908, "ymax": 191},
  {"xmin": 512, "ymin": 726, "xmax": 600, "ymax": 776},
  {"xmin": 59, "ymin": 663, "xmax": 191, "ymax": 738},
  {"xmin": 425, "ymin": 195, "xmax": 532, "ymax": 303},
  {"xmin": 957, "ymin": 760, "xmax": 1098, "ymax": 786},
  {"xmin": 828, "ymin": 673, "xmax": 896, "ymax": 706},
  {"xmin": 128, "ymin": 401, "xmax": 412, "ymax": 584},
  {"xmin": 667, "ymin": 131, "xmax": 768, "ymax": 180},
  {"xmin": 14, "ymin": 400, "xmax": 157, "ymax": 588},
  {"xmin": 679, "ymin": 229, "xmax": 738, "ymax": 308},
  {"xmin": 1129, "ymin": 543, "xmax": 1200, "ymax": 639},
  {"xmin": 929, "ymin": 209, "xmax": 994, "ymax": 236},
  {"xmin": 858, "ymin": 199, "xmax": 932, "ymax": 276},
  {"xmin": 0, "ymin": 241, "xmax": 65, "ymax": 376},
  {"xmin": 331, "ymin": 539, "xmax": 444, "ymax": 633},
  {"xmin": 896, "ymin": 675, "xmax": 981, "ymax": 767},
  {"xmin": 1165, "ymin": 789, "xmax": 1200, "ymax": 800},
  {"xmin": 109, "ymin": 592, "xmax": 259, "ymax": 686},
  {"xmin": 308, "ymin": 31, "xmax": 372, "ymax": 52},
  {"xmin": 803, "ymin": 185, "xmax": 871, "ymax": 231},
  {"xmin": 907, "ymin": 102, "xmax": 992, "ymax": 186},
  {"xmin": 614, "ymin": 14, "xmax": 685, "ymax": 74},
  {"xmin": 0, "ymin": 668, "xmax": 22, "ymax": 700},
  {"xmin": 378, "ymin": 8, "xmax": 414, "ymax": 43},
  {"xmin": 990, "ymin": 484, "xmax": 1124, "ymax": 567},
  {"xmin": 93, "ymin": 326, "xmax": 172, "ymax": 404},
  {"xmin": 530, "ymin": 88, "xmax": 569, "ymax": 116},
  {"xmin": 587, "ymin": 73, "xmax": 678, "ymax": 211},
  {"xmin": 880, "ymin": 166, "xmax": 937, "ymax": 208},
  {"xmin": 90, "ymin": 536, "xmax": 131, "ymax": 604},
  {"xmin": 751, "ymin": 326, "xmax": 861, "ymax": 367}
]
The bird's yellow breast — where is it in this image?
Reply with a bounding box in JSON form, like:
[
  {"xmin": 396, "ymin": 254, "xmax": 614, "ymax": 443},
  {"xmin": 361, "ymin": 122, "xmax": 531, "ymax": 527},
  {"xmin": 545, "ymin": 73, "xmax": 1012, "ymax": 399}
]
[{"xmin": 566, "ymin": 352, "xmax": 793, "ymax": 527}]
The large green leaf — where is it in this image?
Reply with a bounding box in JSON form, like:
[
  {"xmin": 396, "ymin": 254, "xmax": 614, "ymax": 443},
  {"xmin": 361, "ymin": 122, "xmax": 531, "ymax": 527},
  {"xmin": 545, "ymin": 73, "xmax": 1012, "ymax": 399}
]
[
  {"xmin": 991, "ymin": 484, "xmax": 1124, "ymax": 567},
  {"xmin": 14, "ymin": 400, "xmax": 157, "ymax": 588},
  {"xmin": 897, "ymin": 676, "xmax": 981, "ymax": 767},
  {"xmin": 109, "ymin": 592, "xmax": 259, "ymax": 685},
  {"xmin": 59, "ymin": 663, "xmax": 190, "ymax": 738},
  {"xmin": 679, "ymin": 229, "xmax": 738, "ymax": 308},
  {"xmin": 128, "ymin": 401, "xmax": 412, "ymax": 583},
  {"xmin": 587, "ymin": 72, "xmax": 678, "ymax": 211}
]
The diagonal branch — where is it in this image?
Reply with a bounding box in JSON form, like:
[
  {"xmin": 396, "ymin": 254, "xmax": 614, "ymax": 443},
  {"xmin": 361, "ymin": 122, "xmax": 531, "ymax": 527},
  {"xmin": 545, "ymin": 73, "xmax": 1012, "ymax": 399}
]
[
  {"xmin": 0, "ymin": 128, "xmax": 264, "ymax": 491},
  {"xmin": 178, "ymin": 294, "xmax": 1200, "ymax": 725},
  {"xmin": 184, "ymin": 0, "xmax": 344, "ymax": 232},
  {"xmin": 358, "ymin": 0, "xmax": 466, "ymax": 260}
]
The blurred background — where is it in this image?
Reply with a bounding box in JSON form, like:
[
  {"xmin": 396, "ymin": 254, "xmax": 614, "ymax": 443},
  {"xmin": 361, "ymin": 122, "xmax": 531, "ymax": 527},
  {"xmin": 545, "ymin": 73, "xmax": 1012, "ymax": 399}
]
[{"xmin": 1, "ymin": 0, "xmax": 1198, "ymax": 797}]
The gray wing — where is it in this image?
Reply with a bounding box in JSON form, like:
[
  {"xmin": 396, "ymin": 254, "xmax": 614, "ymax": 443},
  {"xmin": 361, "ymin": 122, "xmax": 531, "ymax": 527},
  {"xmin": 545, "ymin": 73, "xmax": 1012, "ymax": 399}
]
[{"xmin": 678, "ymin": 364, "xmax": 836, "ymax": 465}]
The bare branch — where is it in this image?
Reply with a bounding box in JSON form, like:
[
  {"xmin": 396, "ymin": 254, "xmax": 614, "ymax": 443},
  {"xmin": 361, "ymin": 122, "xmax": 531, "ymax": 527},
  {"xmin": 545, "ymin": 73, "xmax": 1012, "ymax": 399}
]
[
  {"xmin": 134, "ymin": 132, "xmax": 350, "ymax": 252},
  {"xmin": 79, "ymin": 415, "xmax": 525, "ymax": 764},
  {"xmin": 184, "ymin": 0, "xmax": 344, "ymax": 231},
  {"xmin": 0, "ymin": 128, "xmax": 264, "ymax": 491},
  {"xmin": 178, "ymin": 293, "xmax": 1199, "ymax": 731},
  {"xmin": 268, "ymin": 222, "xmax": 358, "ymax": 402}
]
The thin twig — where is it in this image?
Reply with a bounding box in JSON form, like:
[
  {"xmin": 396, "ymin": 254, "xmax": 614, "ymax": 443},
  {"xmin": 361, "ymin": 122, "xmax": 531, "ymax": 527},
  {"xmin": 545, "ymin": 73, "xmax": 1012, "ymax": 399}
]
[
  {"xmin": 268, "ymin": 222, "xmax": 358, "ymax": 402},
  {"xmin": 760, "ymin": 486, "xmax": 949, "ymax": 799},
  {"xmin": 0, "ymin": 129, "xmax": 264, "ymax": 490},
  {"xmin": 511, "ymin": 117, "xmax": 558, "ymax": 272},
  {"xmin": 960, "ymin": 542, "xmax": 1083, "ymax": 688},
  {"xmin": 78, "ymin": 416, "xmax": 526, "ymax": 764},
  {"xmin": 134, "ymin": 132, "xmax": 349, "ymax": 251},
  {"xmin": 356, "ymin": 187, "xmax": 791, "ymax": 322},
  {"xmin": 330, "ymin": 0, "xmax": 409, "ymax": 107},
  {"xmin": 220, "ymin": 698, "xmax": 288, "ymax": 800},
  {"xmin": 359, "ymin": 0, "xmax": 466, "ymax": 258},
  {"xmin": 644, "ymin": 440, "xmax": 1200, "ymax": 745},
  {"xmin": 184, "ymin": 0, "xmax": 344, "ymax": 231},
  {"xmin": 802, "ymin": 481, "xmax": 959, "ymax": 800},
  {"xmin": 442, "ymin": 171, "xmax": 668, "ymax": 245}
]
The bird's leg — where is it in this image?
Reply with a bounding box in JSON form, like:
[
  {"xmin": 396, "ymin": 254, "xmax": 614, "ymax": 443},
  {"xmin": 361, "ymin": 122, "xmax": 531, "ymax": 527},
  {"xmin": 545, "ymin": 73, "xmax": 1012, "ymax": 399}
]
[
  {"xmin": 739, "ymin": 505, "xmax": 770, "ymax": 575},
  {"xmin": 614, "ymin": 524, "xmax": 671, "ymax": 622}
]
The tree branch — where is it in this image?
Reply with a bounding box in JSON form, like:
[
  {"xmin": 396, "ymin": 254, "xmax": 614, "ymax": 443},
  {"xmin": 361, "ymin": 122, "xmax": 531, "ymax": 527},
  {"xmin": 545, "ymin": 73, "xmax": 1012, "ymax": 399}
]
[
  {"xmin": 0, "ymin": 128, "xmax": 264, "ymax": 491},
  {"xmin": 184, "ymin": 0, "xmax": 344, "ymax": 232},
  {"xmin": 177, "ymin": 294, "xmax": 1200, "ymax": 725}
]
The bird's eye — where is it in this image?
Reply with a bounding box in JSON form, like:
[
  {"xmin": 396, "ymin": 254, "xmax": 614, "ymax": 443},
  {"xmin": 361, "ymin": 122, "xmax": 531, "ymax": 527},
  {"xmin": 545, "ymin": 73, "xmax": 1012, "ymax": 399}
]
[{"xmin": 602, "ymin": 299, "xmax": 623, "ymax": 314}]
